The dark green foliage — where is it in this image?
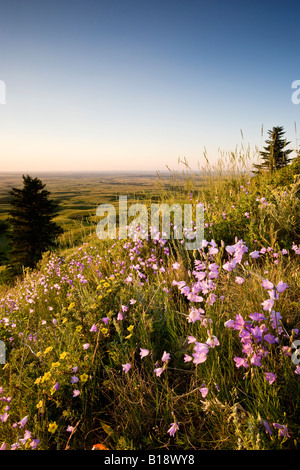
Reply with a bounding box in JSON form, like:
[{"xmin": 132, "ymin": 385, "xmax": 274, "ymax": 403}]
[
  {"xmin": 253, "ymin": 126, "xmax": 294, "ymax": 174},
  {"xmin": 7, "ymin": 175, "xmax": 63, "ymax": 274}
]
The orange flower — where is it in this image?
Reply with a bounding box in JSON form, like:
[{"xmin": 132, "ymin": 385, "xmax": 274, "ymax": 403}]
[{"xmin": 92, "ymin": 443, "xmax": 110, "ymax": 450}]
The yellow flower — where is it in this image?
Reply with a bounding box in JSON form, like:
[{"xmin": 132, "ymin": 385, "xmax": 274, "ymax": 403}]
[
  {"xmin": 76, "ymin": 325, "xmax": 82, "ymax": 332},
  {"xmin": 80, "ymin": 373, "xmax": 88, "ymax": 383},
  {"xmin": 51, "ymin": 361, "xmax": 60, "ymax": 369},
  {"xmin": 34, "ymin": 377, "xmax": 42, "ymax": 385},
  {"xmin": 44, "ymin": 346, "xmax": 53, "ymax": 355},
  {"xmin": 36, "ymin": 351, "xmax": 42, "ymax": 357},
  {"xmin": 68, "ymin": 302, "xmax": 75, "ymax": 310},
  {"xmin": 101, "ymin": 327, "xmax": 108, "ymax": 336},
  {"xmin": 59, "ymin": 351, "xmax": 68, "ymax": 360},
  {"xmin": 36, "ymin": 400, "xmax": 44, "ymax": 410},
  {"xmin": 126, "ymin": 325, "xmax": 134, "ymax": 338},
  {"xmin": 48, "ymin": 422, "xmax": 58, "ymax": 434},
  {"xmin": 41, "ymin": 371, "xmax": 51, "ymax": 383}
]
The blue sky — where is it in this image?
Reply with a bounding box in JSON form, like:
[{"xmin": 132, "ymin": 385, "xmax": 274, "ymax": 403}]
[{"xmin": 0, "ymin": 0, "xmax": 299, "ymax": 172}]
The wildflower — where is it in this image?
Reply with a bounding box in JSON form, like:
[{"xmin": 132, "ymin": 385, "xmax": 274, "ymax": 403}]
[
  {"xmin": 224, "ymin": 319, "xmax": 235, "ymax": 329},
  {"xmin": 18, "ymin": 416, "xmax": 28, "ymax": 428},
  {"xmin": 73, "ymin": 390, "xmax": 80, "ymax": 397},
  {"xmin": 90, "ymin": 324, "xmax": 98, "ymax": 332},
  {"xmin": 83, "ymin": 343, "xmax": 90, "ymax": 350},
  {"xmin": 51, "ymin": 361, "xmax": 60, "ymax": 368},
  {"xmin": 265, "ymin": 372, "xmax": 276, "ymax": 384},
  {"xmin": 234, "ymin": 357, "xmax": 248, "ymax": 368},
  {"xmin": 264, "ymin": 333, "xmax": 276, "ymax": 344},
  {"xmin": 48, "ymin": 422, "xmax": 58, "ymax": 434},
  {"xmin": 199, "ymin": 385, "xmax": 209, "ymax": 398},
  {"xmin": 184, "ymin": 354, "xmax": 192, "ymax": 362},
  {"xmin": 71, "ymin": 376, "xmax": 79, "ymax": 384},
  {"xmin": 172, "ymin": 262, "xmax": 180, "ymax": 270},
  {"xmin": 102, "ymin": 317, "xmax": 109, "ymax": 324},
  {"xmin": 51, "ymin": 382, "xmax": 60, "ymax": 394},
  {"xmin": 249, "ymin": 312, "xmax": 266, "ymax": 322},
  {"xmin": 0, "ymin": 412, "xmax": 9, "ymax": 423},
  {"xmin": 66, "ymin": 425, "xmax": 74, "ymax": 432},
  {"xmin": 80, "ymin": 373, "xmax": 88, "ymax": 383},
  {"xmin": 154, "ymin": 367, "xmax": 165, "ymax": 377},
  {"xmin": 273, "ymin": 423, "xmax": 290, "ymax": 438},
  {"xmin": 250, "ymin": 251, "xmax": 260, "ymax": 259},
  {"xmin": 276, "ymin": 281, "xmax": 288, "ymax": 293},
  {"xmin": 117, "ymin": 312, "xmax": 123, "ymax": 321},
  {"xmin": 235, "ymin": 276, "xmax": 245, "ymax": 284},
  {"xmin": 59, "ymin": 351, "xmax": 68, "ymax": 360},
  {"xmin": 167, "ymin": 421, "xmax": 179, "ymax": 437},
  {"xmin": 162, "ymin": 351, "xmax": 170, "ymax": 363},
  {"xmin": 140, "ymin": 348, "xmax": 150, "ymax": 359},
  {"xmin": 122, "ymin": 363, "xmax": 131, "ymax": 373},
  {"xmin": 36, "ymin": 400, "xmax": 44, "ymax": 410},
  {"xmin": 250, "ymin": 353, "xmax": 262, "ymax": 366},
  {"xmin": 262, "ymin": 420, "xmax": 272, "ymax": 435},
  {"xmin": 206, "ymin": 335, "xmax": 219, "ymax": 348},
  {"xmin": 187, "ymin": 335, "xmax": 197, "ymax": 344},
  {"xmin": 44, "ymin": 346, "xmax": 53, "ymax": 354},
  {"xmin": 261, "ymin": 298, "xmax": 274, "ymax": 311},
  {"xmin": 30, "ymin": 439, "xmax": 39, "ymax": 449},
  {"xmin": 76, "ymin": 325, "xmax": 82, "ymax": 332}
]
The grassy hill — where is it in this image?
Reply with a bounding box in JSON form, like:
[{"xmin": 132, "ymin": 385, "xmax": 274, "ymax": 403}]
[{"xmin": 0, "ymin": 157, "xmax": 299, "ymax": 450}]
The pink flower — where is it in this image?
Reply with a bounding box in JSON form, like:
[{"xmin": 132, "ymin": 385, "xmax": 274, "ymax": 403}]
[
  {"xmin": 265, "ymin": 372, "xmax": 276, "ymax": 384},
  {"xmin": 276, "ymin": 281, "xmax": 288, "ymax": 293},
  {"xmin": 235, "ymin": 276, "xmax": 245, "ymax": 284},
  {"xmin": 18, "ymin": 416, "xmax": 28, "ymax": 428},
  {"xmin": 83, "ymin": 343, "xmax": 90, "ymax": 350},
  {"xmin": 261, "ymin": 279, "xmax": 274, "ymax": 290},
  {"xmin": 234, "ymin": 357, "xmax": 248, "ymax": 368},
  {"xmin": 90, "ymin": 324, "xmax": 98, "ymax": 332},
  {"xmin": 262, "ymin": 420, "xmax": 272, "ymax": 435},
  {"xmin": 172, "ymin": 262, "xmax": 180, "ymax": 270},
  {"xmin": 261, "ymin": 298, "xmax": 274, "ymax": 311},
  {"xmin": 140, "ymin": 348, "xmax": 149, "ymax": 359},
  {"xmin": 273, "ymin": 423, "xmax": 290, "ymax": 438},
  {"xmin": 154, "ymin": 367, "xmax": 165, "ymax": 377},
  {"xmin": 0, "ymin": 412, "xmax": 9, "ymax": 423},
  {"xmin": 199, "ymin": 385, "xmax": 209, "ymax": 398},
  {"xmin": 161, "ymin": 351, "xmax": 170, "ymax": 363},
  {"xmin": 73, "ymin": 390, "xmax": 80, "ymax": 397},
  {"xmin": 167, "ymin": 421, "xmax": 179, "ymax": 437},
  {"xmin": 250, "ymin": 250, "xmax": 260, "ymax": 259},
  {"xmin": 122, "ymin": 363, "xmax": 131, "ymax": 373}
]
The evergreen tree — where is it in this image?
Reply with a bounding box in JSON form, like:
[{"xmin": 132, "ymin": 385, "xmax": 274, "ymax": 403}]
[
  {"xmin": 7, "ymin": 175, "xmax": 63, "ymax": 274},
  {"xmin": 253, "ymin": 126, "xmax": 293, "ymax": 174}
]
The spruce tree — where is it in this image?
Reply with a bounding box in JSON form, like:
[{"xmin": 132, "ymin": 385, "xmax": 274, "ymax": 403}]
[
  {"xmin": 253, "ymin": 126, "xmax": 293, "ymax": 174},
  {"xmin": 7, "ymin": 175, "xmax": 63, "ymax": 274}
]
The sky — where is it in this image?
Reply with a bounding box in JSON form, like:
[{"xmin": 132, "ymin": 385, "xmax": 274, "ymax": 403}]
[{"xmin": 0, "ymin": 0, "xmax": 299, "ymax": 172}]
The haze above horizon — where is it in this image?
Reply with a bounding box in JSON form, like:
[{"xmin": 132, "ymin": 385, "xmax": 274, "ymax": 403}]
[{"xmin": 0, "ymin": 0, "xmax": 299, "ymax": 173}]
